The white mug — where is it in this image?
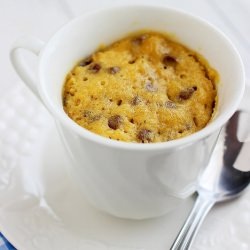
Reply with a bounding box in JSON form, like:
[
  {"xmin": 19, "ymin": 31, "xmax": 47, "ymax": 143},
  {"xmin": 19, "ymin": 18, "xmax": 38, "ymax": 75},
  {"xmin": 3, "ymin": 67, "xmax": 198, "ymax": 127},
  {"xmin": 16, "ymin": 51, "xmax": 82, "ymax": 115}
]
[{"xmin": 10, "ymin": 5, "xmax": 245, "ymax": 219}]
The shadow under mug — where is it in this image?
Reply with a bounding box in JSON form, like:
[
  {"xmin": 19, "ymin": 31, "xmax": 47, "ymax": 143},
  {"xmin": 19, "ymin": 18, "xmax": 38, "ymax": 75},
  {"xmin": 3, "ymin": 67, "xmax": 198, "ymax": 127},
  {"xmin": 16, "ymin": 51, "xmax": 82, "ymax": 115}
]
[{"xmin": 10, "ymin": 5, "xmax": 245, "ymax": 219}]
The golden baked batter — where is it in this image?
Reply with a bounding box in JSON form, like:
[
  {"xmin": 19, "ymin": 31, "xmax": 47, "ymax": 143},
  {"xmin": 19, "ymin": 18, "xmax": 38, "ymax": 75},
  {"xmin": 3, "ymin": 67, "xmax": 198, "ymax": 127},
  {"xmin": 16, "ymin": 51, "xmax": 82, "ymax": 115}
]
[{"xmin": 63, "ymin": 31, "xmax": 218, "ymax": 143}]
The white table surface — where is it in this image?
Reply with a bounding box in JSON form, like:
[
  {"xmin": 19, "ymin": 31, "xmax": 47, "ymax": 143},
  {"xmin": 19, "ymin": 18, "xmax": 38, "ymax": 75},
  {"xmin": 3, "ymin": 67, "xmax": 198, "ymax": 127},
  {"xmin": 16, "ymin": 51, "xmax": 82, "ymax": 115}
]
[{"xmin": 1, "ymin": 0, "xmax": 250, "ymax": 249}]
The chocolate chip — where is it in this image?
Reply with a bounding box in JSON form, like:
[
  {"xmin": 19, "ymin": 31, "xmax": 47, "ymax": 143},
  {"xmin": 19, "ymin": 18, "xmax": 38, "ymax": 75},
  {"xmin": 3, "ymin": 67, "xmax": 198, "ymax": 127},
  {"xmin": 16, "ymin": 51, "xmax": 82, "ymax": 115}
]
[
  {"xmin": 165, "ymin": 101, "xmax": 177, "ymax": 109},
  {"xmin": 193, "ymin": 117, "xmax": 198, "ymax": 126},
  {"xmin": 162, "ymin": 55, "xmax": 177, "ymax": 67},
  {"xmin": 108, "ymin": 66, "xmax": 120, "ymax": 74},
  {"xmin": 212, "ymin": 100, "xmax": 216, "ymax": 109},
  {"xmin": 117, "ymin": 100, "xmax": 122, "ymax": 106},
  {"xmin": 88, "ymin": 63, "xmax": 101, "ymax": 73},
  {"xmin": 79, "ymin": 57, "xmax": 93, "ymax": 66},
  {"xmin": 131, "ymin": 96, "xmax": 141, "ymax": 105},
  {"xmin": 145, "ymin": 81, "xmax": 158, "ymax": 92},
  {"xmin": 108, "ymin": 115, "xmax": 122, "ymax": 130},
  {"xmin": 137, "ymin": 129, "xmax": 152, "ymax": 143},
  {"xmin": 128, "ymin": 59, "xmax": 136, "ymax": 64},
  {"xmin": 179, "ymin": 87, "xmax": 196, "ymax": 100},
  {"xmin": 132, "ymin": 34, "xmax": 148, "ymax": 45}
]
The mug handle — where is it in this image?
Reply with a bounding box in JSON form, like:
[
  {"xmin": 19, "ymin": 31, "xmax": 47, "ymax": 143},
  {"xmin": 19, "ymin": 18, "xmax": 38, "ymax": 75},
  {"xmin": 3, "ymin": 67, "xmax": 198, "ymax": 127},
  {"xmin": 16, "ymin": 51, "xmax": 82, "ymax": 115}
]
[{"xmin": 10, "ymin": 36, "xmax": 45, "ymax": 100}]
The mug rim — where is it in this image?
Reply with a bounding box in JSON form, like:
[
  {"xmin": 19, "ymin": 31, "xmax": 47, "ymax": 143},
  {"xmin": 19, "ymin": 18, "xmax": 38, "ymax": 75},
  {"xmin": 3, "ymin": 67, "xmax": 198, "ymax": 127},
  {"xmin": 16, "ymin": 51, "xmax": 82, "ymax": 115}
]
[{"xmin": 38, "ymin": 4, "xmax": 245, "ymax": 151}]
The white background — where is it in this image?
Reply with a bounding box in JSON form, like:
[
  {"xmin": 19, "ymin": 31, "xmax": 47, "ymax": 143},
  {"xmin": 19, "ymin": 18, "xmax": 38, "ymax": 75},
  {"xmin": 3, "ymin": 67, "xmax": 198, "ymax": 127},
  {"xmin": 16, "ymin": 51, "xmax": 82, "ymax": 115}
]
[{"xmin": 1, "ymin": 1, "xmax": 250, "ymax": 249}]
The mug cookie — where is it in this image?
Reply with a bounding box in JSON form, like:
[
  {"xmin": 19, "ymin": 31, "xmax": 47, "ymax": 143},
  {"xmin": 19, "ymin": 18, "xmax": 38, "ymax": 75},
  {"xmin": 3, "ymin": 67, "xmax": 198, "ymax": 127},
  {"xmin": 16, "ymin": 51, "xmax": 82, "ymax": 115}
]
[{"xmin": 63, "ymin": 31, "xmax": 218, "ymax": 143}]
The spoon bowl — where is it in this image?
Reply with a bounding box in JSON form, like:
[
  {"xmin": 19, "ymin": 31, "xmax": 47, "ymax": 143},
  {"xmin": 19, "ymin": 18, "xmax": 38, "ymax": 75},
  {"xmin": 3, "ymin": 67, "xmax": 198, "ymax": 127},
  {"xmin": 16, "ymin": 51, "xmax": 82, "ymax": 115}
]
[{"xmin": 171, "ymin": 110, "xmax": 250, "ymax": 250}]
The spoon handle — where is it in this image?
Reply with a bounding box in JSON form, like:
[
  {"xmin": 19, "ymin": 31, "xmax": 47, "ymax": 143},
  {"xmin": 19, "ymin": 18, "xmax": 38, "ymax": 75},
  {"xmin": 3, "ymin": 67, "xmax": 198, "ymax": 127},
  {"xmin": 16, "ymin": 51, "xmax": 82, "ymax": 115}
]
[{"xmin": 170, "ymin": 195, "xmax": 215, "ymax": 250}]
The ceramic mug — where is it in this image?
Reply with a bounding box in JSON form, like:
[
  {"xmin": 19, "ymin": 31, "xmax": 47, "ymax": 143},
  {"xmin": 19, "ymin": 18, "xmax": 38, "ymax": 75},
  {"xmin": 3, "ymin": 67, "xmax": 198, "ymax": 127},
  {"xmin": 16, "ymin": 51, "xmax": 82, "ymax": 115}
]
[{"xmin": 10, "ymin": 5, "xmax": 245, "ymax": 219}]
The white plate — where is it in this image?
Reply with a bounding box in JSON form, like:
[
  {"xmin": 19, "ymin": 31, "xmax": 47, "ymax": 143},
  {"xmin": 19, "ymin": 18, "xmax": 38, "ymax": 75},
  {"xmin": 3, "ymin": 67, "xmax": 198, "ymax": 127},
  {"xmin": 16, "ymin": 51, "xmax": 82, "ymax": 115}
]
[{"xmin": 0, "ymin": 85, "xmax": 250, "ymax": 250}]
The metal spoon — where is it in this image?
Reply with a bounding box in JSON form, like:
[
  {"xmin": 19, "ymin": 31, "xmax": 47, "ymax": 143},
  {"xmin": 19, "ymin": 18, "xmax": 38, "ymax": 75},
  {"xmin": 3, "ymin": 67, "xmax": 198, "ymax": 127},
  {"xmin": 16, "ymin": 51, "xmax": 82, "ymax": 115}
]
[{"xmin": 171, "ymin": 110, "xmax": 250, "ymax": 250}]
